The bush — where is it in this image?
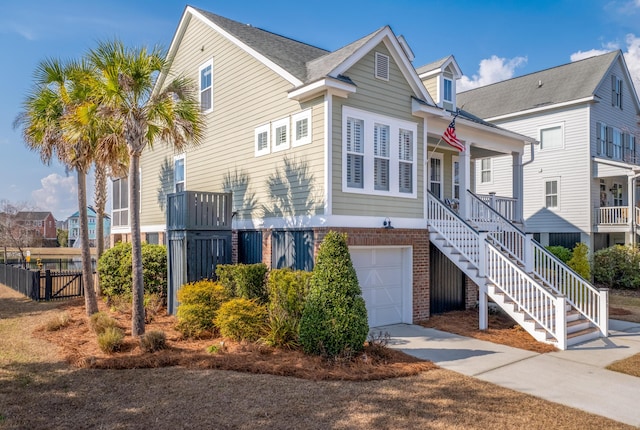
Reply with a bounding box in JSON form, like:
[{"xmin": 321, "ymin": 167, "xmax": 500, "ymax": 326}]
[
  {"xmin": 215, "ymin": 298, "xmax": 267, "ymax": 342},
  {"xmin": 176, "ymin": 280, "xmax": 228, "ymax": 338},
  {"xmin": 546, "ymin": 245, "xmax": 572, "ymax": 263},
  {"xmin": 216, "ymin": 263, "xmax": 268, "ymax": 303},
  {"xmin": 593, "ymin": 245, "xmax": 640, "ymax": 289},
  {"xmin": 89, "ymin": 312, "xmax": 119, "ymax": 335},
  {"xmin": 299, "ymin": 231, "xmax": 369, "ymax": 357},
  {"xmin": 45, "ymin": 312, "xmax": 71, "ymax": 332},
  {"xmin": 97, "ymin": 242, "xmax": 167, "ymax": 299},
  {"xmin": 97, "ymin": 326, "xmax": 125, "ymax": 353},
  {"xmin": 568, "ymin": 242, "xmax": 590, "ymax": 280},
  {"xmin": 263, "ymin": 269, "xmax": 312, "ymax": 348},
  {"xmin": 139, "ymin": 330, "xmax": 167, "ymax": 353}
]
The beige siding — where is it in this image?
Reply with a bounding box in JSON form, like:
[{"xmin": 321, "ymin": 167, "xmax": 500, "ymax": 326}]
[
  {"xmin": 331, "ymin": 43, "xmax": 424, "ymax": 219},
  {"xmin": 140, "ymin": 16, "xmax": 325, "ymax": 228},
  {"xmin": 422, "ymin": 76, "xmax": 437, "ymax": 103}
]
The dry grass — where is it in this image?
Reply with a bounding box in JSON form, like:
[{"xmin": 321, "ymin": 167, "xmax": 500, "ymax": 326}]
[
  {"xmin": 0, "ymin": 284, "xmax": 635, "ymax": 429},
  {"xmin": 608, "ymin": 353, "xmax": 640, "ymax": 377},
  {"xmin": 609, "ymin": 289, "xmax": 640, "ymax": 323}
]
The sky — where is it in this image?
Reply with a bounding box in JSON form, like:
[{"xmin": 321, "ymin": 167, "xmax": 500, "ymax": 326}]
[{"xmin": 2, "ymin": 0, "xmax": 640, "ymax": 220}]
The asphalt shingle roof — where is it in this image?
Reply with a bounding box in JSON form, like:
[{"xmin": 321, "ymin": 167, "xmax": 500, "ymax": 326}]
[{"xmin": 457, "ymin": 50, "xmax": 620, "ymax": 119}]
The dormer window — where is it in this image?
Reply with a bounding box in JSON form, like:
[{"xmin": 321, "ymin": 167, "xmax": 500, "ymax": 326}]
[{"xmin": 443, "ymin": 78, "xmax": 453, "ymax": 103}]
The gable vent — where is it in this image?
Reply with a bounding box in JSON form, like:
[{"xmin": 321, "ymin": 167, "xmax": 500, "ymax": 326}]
[{"xmin": 375, "ymin": 52, "xmax": 390, "ymax": 81}]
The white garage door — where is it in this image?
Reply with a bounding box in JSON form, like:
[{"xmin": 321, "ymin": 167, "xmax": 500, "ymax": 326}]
[{"xmin": 350, "ymin": 247, "xmax": 411, "ymax": 327}]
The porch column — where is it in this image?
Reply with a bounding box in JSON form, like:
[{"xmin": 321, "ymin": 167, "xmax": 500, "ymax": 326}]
[
  {"xmin": 627, "ymin": 174, "xmax": 635, "ymax": 245},
  {"xmin": 458, "ymin": 142, "xmax": 471, "ymax": 220},
  {"xmin": 512, "ymin": 151, "xmax": 524, "ymax": 223}
]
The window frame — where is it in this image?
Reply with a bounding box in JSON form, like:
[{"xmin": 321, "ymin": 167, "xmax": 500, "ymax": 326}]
[
  {"xmin": 443, "ymin": 77, "xmax": 453, "ymax": 103},
  {"xmin": 174, "ymin": 153, "xmax": 185, "ymax": 192},
  {"xmin": 199, "ymin": 59, "xmax": 214, "ymax": 114},
  {"xmin": 271, "ymin": 117, "xmax": 290, "ymax": 152},
  {"xmin": 480, "ymin": 158, "xmax": 492, "ymax": 185},
  {"xmin": 111, "ymin": 177, "xmax": 129, "ymax": 227},
  {"xmin": 539, "ymin": 123, "xmax": 564, "ymax": 151},
  {"xmin": 429, "ymin": 152, "xmax": 443, "ymax": 198},
  {"xmin": 342, "ymin": 106, "xmax": 418, "ymax": 198},
  {"xmin": 544, "ymin": 178, "xmax": 560, "ymax": 210},
  {"xmin": 613, "ymin": 128, "xmax": 623, "ymax": 160},
  {"xmin": 255, "ymin": 124, "xmax": 270, "ymax": 157},
  {"xmin": 452, "ymin": 155, "xmax": 460, "ymax": 199},
  {"xmin": 292, "ymin": 110, "xmax": 312, "ymax": 147}
]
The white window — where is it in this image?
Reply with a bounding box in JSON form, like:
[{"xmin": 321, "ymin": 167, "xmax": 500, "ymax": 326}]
[
  {"xmin": 612, "ymin": 75, "xmax": 623, "ymax": 109},
  {"xmin": 430, "ymin": 153, "xmax": 443, "ymax": 198},
  {"xmin": 112, "ymin": 177, "xmax": 129, "ymax": 227},
  {"xmin": 374, "ymin": 52, "xmax": 389, "ymax": 81},
  {"xmin": 292, "ymin": 110, "xmax": 312, "ymax": 147},
  {"xmin": 346, "ymin": 117, "xmax": 364, "ymax": 189},
  {"xmin": 342, "ymin": 106, "xmax": 417, "ymax": 197},
  {"xmin": 480, "ymin": 158, "xmax": 492, "ymax": 184},
  {"xmin": 545, "ymin": 179, "xmax": 559, "ymax": 209},
  {"xmin": 174, "ymin": 154, "xmax": 185, "ymax": 192},
  {"xmin": 452, "ymin": 156, "xmax": 460, "ymax": 199},
  {"xmin": 613, "ymin": 183, "xmax": 624, "ymax": 206},
  {"xmin": 540, "ymin": 125, "xmax": 563, "ymax": 150},
  {"xmin": 199, "ymin": 60, "xmax": 213, "ymax": 113},
  {"xmin": 272, "ymin": 117, "xmax": 289, "ymax": 152},
  {"xmin": 374, "ymin": 123, "xmax": 390, "ymax": 191},
  {"xmin": 443, "ymin": 78, "xmax": 453, "ymax": 103},
  {"xmin": 255, "ymin": 124, "xmax": 270, "ymax": 157},
  {"xmin": 613, "ymin": 129, "xmax": 623, "ymax": 160}
]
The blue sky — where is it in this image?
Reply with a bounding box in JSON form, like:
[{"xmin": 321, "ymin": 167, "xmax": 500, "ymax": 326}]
[{"xmin": 2, "ymin": 0, "xmax": 640, "ymax": 220}]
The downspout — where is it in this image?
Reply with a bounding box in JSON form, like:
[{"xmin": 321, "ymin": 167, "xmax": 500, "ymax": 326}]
[
  {"xmin": 516, "ymin": 140, "xmax": 538, "ymax": 225},
  {"xmin": 522, "ymin": 139, "xmax": 539, "ymax": 167}
]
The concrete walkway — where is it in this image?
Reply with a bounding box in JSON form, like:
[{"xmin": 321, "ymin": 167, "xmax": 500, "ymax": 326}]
[{"xmin": 377, "ymin": 320, "xmax": 640, "ymax": 427}]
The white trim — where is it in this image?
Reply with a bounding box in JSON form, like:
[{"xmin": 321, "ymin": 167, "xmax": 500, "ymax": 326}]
[
  {"xmin": 480, "ymin": 157, "xmax": 493, "ymax": 185},
  {"xmin": 429, "ymin": 152, "xmax": 444, "ymax": 198},
  {"xmin": 374, "ymin": 52, "xmax": 390, "ymax": 81},
  {"xmin": 288, "ymin": 77, "xmax": 356, "ymax": 101},
  {"xmin": 198, "ymin": 59, "xmax": 214, "ymax": 114},
  {"xmin": 188, "ymin": 7, "xmax": 303, "ymax": 86},
  {"xmin": 141, "ymin": 224, "xmax": 167, "ymax": 233},
  {"xmin": 538, "ymin": 122, "xmax": 564, "ymax": 151},
  {"xmin": 174, "ymin": 153, "xmax": 186, "ymax": 192},
  {"xmin": 271, "ymin": 117, "xmax": 290, "ymax": 152},
  {"xmin": 324, "ymin": 95, "xmax": 332, "ymax": 216},
  {"xmin": 342, "ymin": 106, "xmax": 418, "ymax": 198},
  {"xmin": 544, "ymin": 177, "xmax": 560, "ymax": 210},
  {"xmin": 254, "ymin": 123, "xmax": 270, "ymax": 157},
  {"xmin": 485, "ymin": 96, "xmax": 596, "ymax": 122},
  {"xmin": 292, "ymin": 110, "xmax": 312, "ymax": 147},
  {"xmin": 452, "ymin": 155, "xmax": 460, "ymax": 199},
  {"xmin": 233, "ymin": 214, "xmax": 428, "ymax": 230}
]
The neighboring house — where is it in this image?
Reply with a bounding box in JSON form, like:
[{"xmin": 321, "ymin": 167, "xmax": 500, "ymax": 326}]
[
  {"xmin": 110, "ymin": 6, "xmax": 608, "ymax": 348},
  {"xmin": 458, "ymin": 50, "xmax": 640, "ymax": 252},
  {"xmin": 67, "ymin": 207, "xmax": 111, "ymax": 248},
  {"xmin": 14, "ymin": 211, "xmax": 57, "ymax": 246}
]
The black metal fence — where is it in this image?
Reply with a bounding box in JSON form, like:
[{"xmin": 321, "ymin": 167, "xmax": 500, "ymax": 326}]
[{"xmin": 0, "ymin": 265, "xmax": 86, "ymax": 301}]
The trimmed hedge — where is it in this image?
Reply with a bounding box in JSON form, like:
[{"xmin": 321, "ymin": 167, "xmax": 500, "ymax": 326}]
[
  {"xmin": 215, "ymin": 263, "xmax": 268, "ymax": 303},
  {"xmin": 215, "ymin": 298, "xmax": 267, "ymax": 342},
  {"xmin": 176, "ymin": 280, "xmax": 229, "ymax": 338},
  {"xmin": 593, "ymin": 245, "xmax": 640, "ymax": 289},
  {"xmin": 299, "ymin": 231, "xmax": 369, "ymax": 357}
]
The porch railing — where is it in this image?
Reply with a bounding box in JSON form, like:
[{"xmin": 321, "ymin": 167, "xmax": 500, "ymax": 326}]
[
  {"xmin": 476, "ymin": 193, "xmax": 517, "ymax": 222},
  {"xmin": 594, "ymin": 206, "xmax": 629, "ymax": 225}
]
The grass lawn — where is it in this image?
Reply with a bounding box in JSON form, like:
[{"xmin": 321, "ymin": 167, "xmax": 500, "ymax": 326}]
[
  {"xmin": 605, "ymin": 289, "xmax": 640, "ymax": 378},
  {"xmin": 0, "ymin": 284, "xmax": 635, "ymax": 429}
]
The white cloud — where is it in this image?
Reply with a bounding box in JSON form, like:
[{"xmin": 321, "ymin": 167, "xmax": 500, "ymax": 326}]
[
  {"xmin": 457, "ymin": 55, "xmax": 528, "ymax": 92},
  {"xmin": 31, "ymin": 173, "xmax": 78, "ymax": 220},
  {"xmin": 570, "ymin": 48, "xmax": 614, "ymax": 62}
]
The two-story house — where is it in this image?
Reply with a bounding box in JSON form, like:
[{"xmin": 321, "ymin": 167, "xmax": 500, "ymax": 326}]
[
  {"xmin": 14, "ymin": 211, "xmax": 57, "ymax": 246},
  {"xmin": 67, "ymin": 207, "xmax": 111, "ymax": 248},
  {"xmin": 458, "ymin": 51, "xmax": 640, "ymax": 252},
  {"xmin": 111, "ymin": 6, "xmax": 608, "ymax": 349}
]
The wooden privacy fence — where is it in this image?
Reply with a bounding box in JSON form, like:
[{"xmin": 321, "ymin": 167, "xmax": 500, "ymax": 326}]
[{"xmin": 0, "ymin": 265, "xmax": 92, "ymax": 301}]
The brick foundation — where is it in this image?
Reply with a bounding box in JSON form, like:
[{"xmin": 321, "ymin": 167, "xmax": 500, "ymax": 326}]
[{"xmin": 465, "ymin": 276, "xmax": 479, "ymax": 310}]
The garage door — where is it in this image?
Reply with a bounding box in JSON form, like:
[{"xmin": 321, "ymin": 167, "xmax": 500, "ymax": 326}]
[{"xmin": 350, "ymin": 247, "xmax": 411, "ymax": 327}]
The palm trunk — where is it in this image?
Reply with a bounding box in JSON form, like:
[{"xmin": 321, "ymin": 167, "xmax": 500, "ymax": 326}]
[
  {"xmin": 77, "ymin": 170, "xmax": 98, "ymax": 315},
  {"xmin": 95, "ymin": 166, "xmax": 106, "ymax": 259},
  {"xmin": 130, "ymin": 152, "xmax": 145, "ymax": 336}
]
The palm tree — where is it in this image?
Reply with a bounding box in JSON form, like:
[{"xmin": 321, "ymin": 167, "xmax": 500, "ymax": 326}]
[
  {"xmin": 14, "ymin": 58, "xmax": 102, "ymax": 316},
  {"xmin": 90, "ymin": 40, "xmax": 205, "ymax": 336}
]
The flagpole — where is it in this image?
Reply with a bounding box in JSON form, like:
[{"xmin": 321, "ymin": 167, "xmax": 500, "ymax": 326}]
[{"xmin": 429, "ymin": 109, "xmax": 461, "ymax": 159}]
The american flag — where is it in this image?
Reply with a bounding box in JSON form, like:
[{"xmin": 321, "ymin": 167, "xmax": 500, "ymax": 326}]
[{"xmin": 442, "ymin": 117, "xmax": 464, "ymax": 151}]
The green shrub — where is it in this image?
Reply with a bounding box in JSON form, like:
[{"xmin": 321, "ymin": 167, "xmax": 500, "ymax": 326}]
[
  {"xmin": 176, "ymin": 280, "xmax": 228, "ymax": 338},
  {"xmin": 546, "ymin": 245, "xmax": 573, "ymax": 263},
  {"xmin": 299, "ymin": 231, "xmax": 369, "ymax": 357},
  {"xmin": 97, "ymin": 242, "xmax": 167, "ymax": 299},
  {"xmin": 216, "ymin": 263, "xmax": 268, "ymax": 303},
  {"xmin": 263, "ymin": 269, "xmax": 312, "ymax": 348},
  {"xmin": 89, "ymin": 312, "xmax": 119, "ymax": 335},
  {"xmin": 568, "ymin": 242, "xmax": 590, "ymax": 280},
  {"xmin": 215, "ymin": 298, "xmax": 267, "ymax": 342},
  {"xmin": 97, "ymin": 326, "xmax": 125, "ymax": 353},
  {"xmin": 593, "ymin": 245, "xmax": 640, "ymax": 289},
  {"xmin": 139, "ymin": 330, "xmax": 167, "ymax": 353}
]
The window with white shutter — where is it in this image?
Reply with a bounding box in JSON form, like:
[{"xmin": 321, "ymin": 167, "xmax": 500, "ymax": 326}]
[
  {"xmin": 255, "ymin": 124, "xmax": 270, "ymax": 157},
  {"xmin": 272, "ymin": 118, "xmax": 289, "ymax": 152},
  {"xmin": 292, "ymin": 110, "xmax": 312, "ymax": 146},
  {"xmin": 398, "ymin": 128, "xmax": 413, "ymax": 193},
  {"xmin": 374, "ymin": 52, "xmax": 389, "ymax": 81},
  {"xmin": 346, "ymin": 117, "xmax": 364, "ymax": 189},
  {"xmin": 374, "ymin": 123, "xmax": 390, "ymax": 191}
]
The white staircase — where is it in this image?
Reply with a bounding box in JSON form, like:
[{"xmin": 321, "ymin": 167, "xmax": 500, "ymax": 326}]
[{"xmin": 427, "ymin": 190, "xmax": 609, "ymax": 349}]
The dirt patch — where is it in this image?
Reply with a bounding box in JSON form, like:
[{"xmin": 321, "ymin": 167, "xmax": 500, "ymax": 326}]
[
  {"xmin": 35, "ymin": 295, "xmax": 434, "ymax": 381},
  {"xmin": 420, "ymin": 309, "xmax": 558, "ymax": 353},
  {"xmin": 609, "ymin": 289, "xmax": 640, "ymax": 323}
]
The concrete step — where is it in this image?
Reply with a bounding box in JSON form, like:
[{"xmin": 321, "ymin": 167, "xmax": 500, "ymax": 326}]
[{"xmin": 567, "ymin": 327, "xmax": 601, "ymax": 346}]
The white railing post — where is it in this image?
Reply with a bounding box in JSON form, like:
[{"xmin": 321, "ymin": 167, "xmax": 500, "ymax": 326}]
[
  {"xmin": 524, "ymin": 233, "xmax": 533, "ymax": 273},
  {"xmin": 477, "ymin": 231, "xmax": 487, "ymax": 278},
  {"xmin": 478, "ymin": 232, "xmax": 488, "ymax": 330},
  {"xmin": 599, "ymin": 288, "xmax": 609, "ymax": 336},
  {"xmin": 489, "ymin": 192, "xmax": 496, "ymax": 211},
  {"xmin": 556, "ymin": 295, "xmax": 567, "ymax": 350}
]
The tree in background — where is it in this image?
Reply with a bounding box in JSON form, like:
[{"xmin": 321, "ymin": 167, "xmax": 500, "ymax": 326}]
[
  {"xmin": 57, "ymin": 228, "xmax": 68, "ymax": 247},
  {"xmin": 0, "ymin": 200, "xmax": 44, "ymax": 263},
  {"xmin": 90, "ymin": 40, "xmax": 205, "ymax": 336}
]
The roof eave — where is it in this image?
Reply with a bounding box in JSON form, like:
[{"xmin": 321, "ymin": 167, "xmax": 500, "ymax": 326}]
[
  {"xmin": 485, "ymin": 96, "xmax": 597, "ymax": 122},
  {"xmin": 288, "ymin": 77, "xmax": 357, "ymax": 101}
]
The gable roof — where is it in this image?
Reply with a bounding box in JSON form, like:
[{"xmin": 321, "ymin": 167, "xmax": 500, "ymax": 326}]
[
  {"xmin": 457, "ymin": 50, "xmax": 624, "ymax": 120},
  {"xmin": 416, "ymin": 55, "xmax": 462, "ymax": 79},
  {"xmin": 15, "ymin": 211, "xmax": 54, "ymax": 221}
]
